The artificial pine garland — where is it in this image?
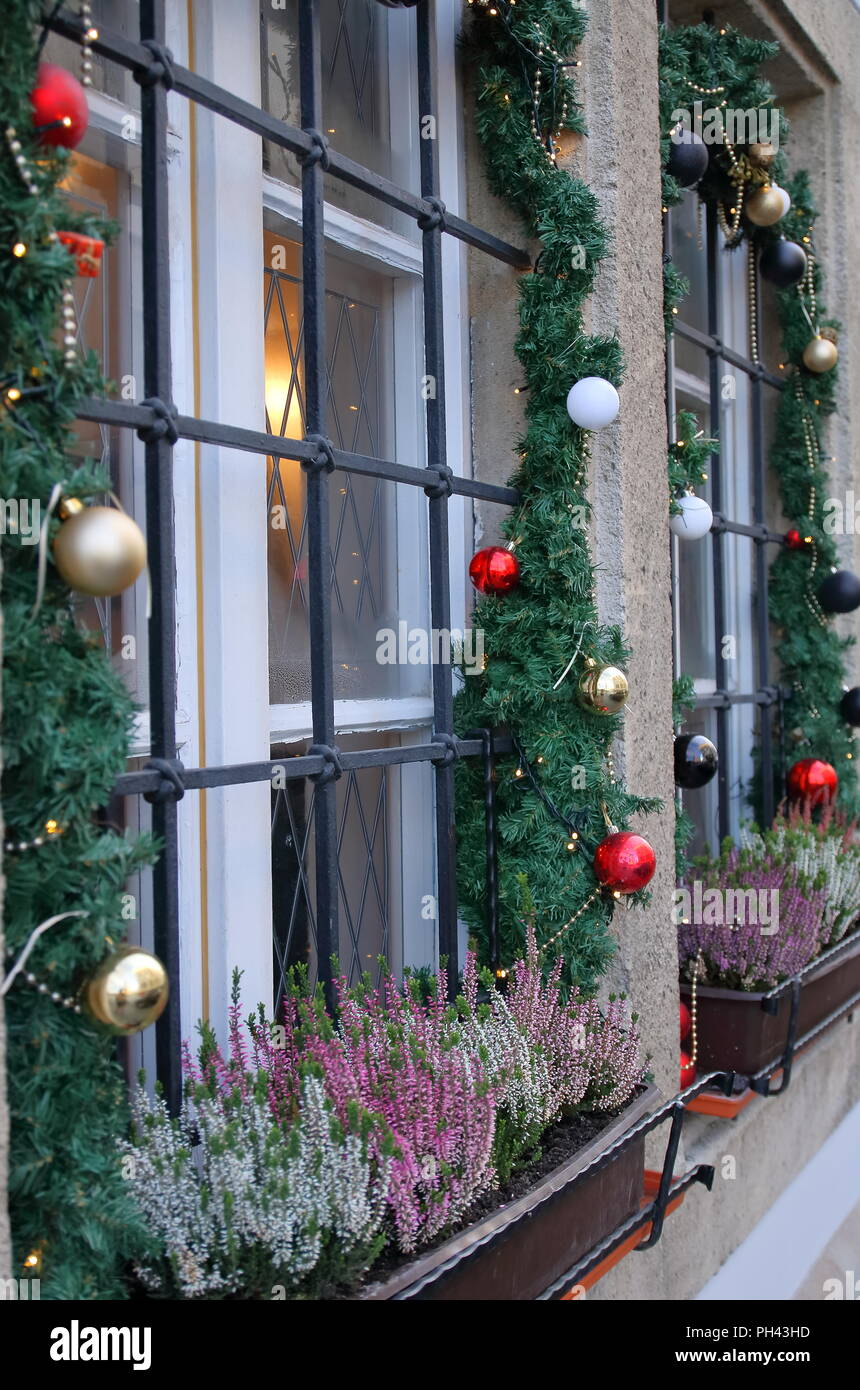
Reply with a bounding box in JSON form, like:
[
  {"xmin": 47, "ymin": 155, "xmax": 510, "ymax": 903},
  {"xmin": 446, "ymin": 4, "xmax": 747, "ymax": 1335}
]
[
  {"xmin": 1, "ymin": 0, "xmax": 155, "ymax": 1296},
  {"xmin": 455, "ymin": 0, "xmax": 659, "ymax": 991},
  {"xmin": 659, "ymin": 23, "xmax": 857, "ymax": 825}
]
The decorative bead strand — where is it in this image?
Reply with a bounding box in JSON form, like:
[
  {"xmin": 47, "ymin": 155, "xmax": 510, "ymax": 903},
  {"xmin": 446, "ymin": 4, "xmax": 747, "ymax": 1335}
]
[
  {"xmin": 79, "ymin": 3, "xmax": 98, "ymax": 87},
  {"xmin": 540, "ymin": 889, "xmax": 601, "ymax": 955},
  {"xmin": 5, "ymin": 124, "xmax": 40, "ymax": 197}
]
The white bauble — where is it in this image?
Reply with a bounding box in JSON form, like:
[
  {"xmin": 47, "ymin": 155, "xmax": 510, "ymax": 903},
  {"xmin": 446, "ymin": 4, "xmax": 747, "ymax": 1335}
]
[
  {"xmin": 566, "ymin": 376, "xmax": 620, "ymax": 431},
  {"xmin": 669, "ymin": 493, "xmax": 713, "ymax": 541},
  {"xmin": 772, "ymin": 184, "xmax": 791, "ymax": 217}
]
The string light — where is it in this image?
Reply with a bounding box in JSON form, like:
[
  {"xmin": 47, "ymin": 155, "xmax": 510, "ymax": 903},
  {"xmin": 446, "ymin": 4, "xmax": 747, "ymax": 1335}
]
[{"xmin": 12, "ymin": 241, "xmax": 27, "ymax": 258}]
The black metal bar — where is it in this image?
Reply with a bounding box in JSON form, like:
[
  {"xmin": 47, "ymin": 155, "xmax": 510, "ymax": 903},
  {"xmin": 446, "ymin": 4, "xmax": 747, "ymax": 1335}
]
[
  {"xmin": 674, "ymin": 319, "xmax": 785, "ymax": 390},
  {"xmin": 299, "ymin": 0, "xmax": 337, "ymax": 1008},
  {"xmin": 706, "ymin": 203, "xmax": 730, "ymax": 843},
  {"xmin": 467, "ymin": 729, "xmax": 500, "ymax": 971},
  {"xmin": 694, "ymin": 685, "xmax": 787, "ymax": 710},
  {"xmin": 136, "ymin": 0, "xmax": 181, "ymax": 1114},
  {"xmin": 750, "ymin": 979, "xmax": 801, "ymax": 1096},
  {"xmin": 74, "ymin": 397, "xmax": 522, "ymax": 507},
  {"xmin": 710, "ymin": 512, "xmax": 784, "ymax": 544},
  {"xmin": 417, "ymin": 1, "xmax": 458, "ymax": 999},
  {"xmin": 45, "ymin": 8, "xmax": 529, "ymax": 271},
  {"xmin": 113, "ymin": 736, "xmax": 517, "ymax": 798},
  {"xmin": 749, "ymin": 255, "xmax": 774, "ymax": 827},
  {"xmin": 635, "ymin": 1103, "xmax": 685, "ymax": 1250}
]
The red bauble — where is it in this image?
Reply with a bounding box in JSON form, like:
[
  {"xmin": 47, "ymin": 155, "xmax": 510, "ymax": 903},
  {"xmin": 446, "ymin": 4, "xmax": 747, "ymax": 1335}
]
[
  {"xmin": 31, "ymin": 63, "xmax": 89, "ymax": 149},
  {"xmin": 680, "ymin": 1050, "xmax": 696, "ymax": 1089},
  {"xmin": 592, "ymin": 831, "xmax": 656, "ymax": 895},
  {"xmin": 468, "ymin": 546, "xmax": 520, "ymax": 596},
  {"xmin": 786, "ymin": 757, "xmax": 838, "ymax": 806},
  {"xmin": 784, "ymin": 528, "xmax": 812, "ymax": 551},
  {"xmin": 679, "ymin": 1000, "xmax": 692, "ymax": 1042}
]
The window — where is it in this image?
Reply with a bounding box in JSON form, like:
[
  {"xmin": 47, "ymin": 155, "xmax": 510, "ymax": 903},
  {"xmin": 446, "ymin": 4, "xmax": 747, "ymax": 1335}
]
[
  {"xmin": 669, "ymin": 191, "xmax": 786, "ymax": 854},
  {"xmin": 51, "ymin": 0, "xmax": 528, "ymax": 1111}
]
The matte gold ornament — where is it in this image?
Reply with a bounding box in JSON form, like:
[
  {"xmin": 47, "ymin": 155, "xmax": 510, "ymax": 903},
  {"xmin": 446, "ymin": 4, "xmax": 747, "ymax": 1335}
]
[
  {"xmin": 745, "ymin": 184, "xmax": 785, "ymax": 227},
  {"xmin": 577, "ymin": 657, "xmax": 629, "ymax": 716},
  {"xmin": 84, "ymin": 944, "xmax": 169, "ymax": 1035},
  {"xmin": 802, "ymin": 335, "xmax": 839, "ymax": 374},
  {"xmin": 53, "ymin": 497, "xmax": 147, "ymax": 597},
  {"xmin": 748, "ymin": 141, "xmax": 776, "ymax": 169}
]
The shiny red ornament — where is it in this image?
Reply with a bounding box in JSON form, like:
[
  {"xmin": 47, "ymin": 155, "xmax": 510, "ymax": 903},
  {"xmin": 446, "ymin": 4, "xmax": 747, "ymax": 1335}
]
[
  {"xmin": 679, "ymin": 1000, "xmax": 692, "ymax": 1042},
  {"xmin": 468, "ymin": 546, "xmax": 520, "ymax": 596},
  {"xmin": 57, "ymin": 230, "xmax": 104, "ymax": 277},
  {"xmin": 592, "ymin": 831, "xmax": 656, "ymax": 895},
  {"xmin": 784, "ymin": 528, "xmax": 811, "ymax": 551},
  {"xmin": 31, "ymin": 63, "xmax": 89, "ymax": 149},
  {"xmin": 680, "ymin": 1050, "xmax": 696, "ymax": 1089},
  {"xmin": 786, "ymin": 757, "xmax": 838, "ymax": 806}
]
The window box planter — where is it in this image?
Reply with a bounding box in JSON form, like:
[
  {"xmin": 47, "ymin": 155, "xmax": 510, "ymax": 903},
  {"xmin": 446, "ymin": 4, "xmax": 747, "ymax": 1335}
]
[
  {"xmin": 681, "ymin": 928, "xmax": 860, "ymax": 1079},
  {"xmin": 358, "ymin": 1084, "xmax": 658, "ymax": 1301}
]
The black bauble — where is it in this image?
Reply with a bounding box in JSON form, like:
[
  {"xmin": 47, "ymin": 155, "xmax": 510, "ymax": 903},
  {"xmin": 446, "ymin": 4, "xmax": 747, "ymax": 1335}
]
[
  {"xmin": 667, "ymin": 129, "xmax": 709, "ymax": 188},
  {"xmin": 674, "ymin": 733, "xmax": 719, "ymax": 789},
  {"xmin": 819, "ymin": 569, "xmax": 860, "ymax": 615},
  {"xmin": 840, "ymin": 687, "xmax": 860, "ymax": 726},
  {"xmin": 759, "ymin": 238, "xmax": 807, "ymax": 288}
]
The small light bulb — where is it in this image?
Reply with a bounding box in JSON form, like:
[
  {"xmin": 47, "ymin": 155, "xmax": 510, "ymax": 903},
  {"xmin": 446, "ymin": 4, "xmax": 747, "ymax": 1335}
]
[
  {"xmin": 672, "ymin": 306, "xmax": 678, "ymax": 315},
  {"xmin": 612, "ymin": 890, "xmax": 622, "ymax": 900},
  {"xmin": 12, "ymin": 241, "xmax": 27, "ymax": 257},
  {"xmin": 514, "ymin": 767, "xmax": 524, "ymax": 779},
  {"xmin": 61, "ymin": 116, "xmax": 72, "ymax": 128},
  {"xmin": 6, "ymin": 387, "xmax": 21, "ymax": 402},
  {"xmin": 86, "ymin": 26, "xmax": 99, "ymax": 40},
  {"xmin": 24, "ymin": 1252, "xmax": 39, "ymax": 1268},
  {"xmin": 44, "ymin": 819, "xmax": 61, "ymax": 835}
]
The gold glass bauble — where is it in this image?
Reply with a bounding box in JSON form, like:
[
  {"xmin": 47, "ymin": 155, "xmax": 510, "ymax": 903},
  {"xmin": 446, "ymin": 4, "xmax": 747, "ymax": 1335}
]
[
  {"xmin": 745, "ymin": 184, "xmax": 785, "ymax": 227},
  {"xmin": 53, "ymin": 500, "xmax": 147, "ymax": 597},
  {"xmin": 84, "ymin": 945, "xmax": 169, "ymax": 1035},
  {"xmin": 748, "ymin": 141, "xmax": 776, "ymax": 169},
  {"xmin": 802, "ymin": 335, "xmax": 839, "ymax": 374},
  {"xmin": 577, "ymin": 659, "xmax": 629, "ymax": 716}
]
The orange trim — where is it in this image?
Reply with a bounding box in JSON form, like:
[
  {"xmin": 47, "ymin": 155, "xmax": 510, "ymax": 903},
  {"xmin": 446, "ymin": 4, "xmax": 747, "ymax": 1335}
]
[{"xmin": 686, "ymin": 1084, "xmax": 758, "ymax": 1118}]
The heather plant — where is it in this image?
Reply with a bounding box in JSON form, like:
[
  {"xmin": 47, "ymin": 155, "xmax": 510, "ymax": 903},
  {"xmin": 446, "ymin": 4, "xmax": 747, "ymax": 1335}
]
[
  {"xmin": 741, "ymin": 807, "xmax": 860, "ymax": 947},
  {"xmin": 452, "ymin": 953, "xmax": 556, "ymax": 1184},
  {"xmin": 121, "ymin": 1068, "xmax": 391, "ymax": 1300},
  {"xmin": 242, "ymin": 967, "xmax": 500, "ymax": 1255},
  {"xmin": 679, "ymin": 840, "xmax": 830, "ymax": 991}
]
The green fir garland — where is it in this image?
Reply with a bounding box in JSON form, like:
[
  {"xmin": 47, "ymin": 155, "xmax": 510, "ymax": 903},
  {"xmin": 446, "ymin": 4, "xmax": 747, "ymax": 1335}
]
[
  {"xmin": 1, "ymin": 2, "xmax": 155, "ymax": 1296},
  {"xmin": 455, "ymin": 1, "xmax": 659, "ymax": 991},
  {"xmin": 659, "ymin": 22, "xmax": 857, "ymax": 828}
]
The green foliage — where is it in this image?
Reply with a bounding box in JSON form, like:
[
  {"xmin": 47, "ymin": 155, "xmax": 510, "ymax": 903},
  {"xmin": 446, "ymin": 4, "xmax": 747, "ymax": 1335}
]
[
  {"xmin": 1, "ymin": 1, "xmax": 157, "ymax": 1296},
  {"xmin": 456, "ymin": 2, "xmax": 659, "ymax": 991},
  {"xmin": 658, "ymin": 23, "xmax": 856, "ymax": 829}
]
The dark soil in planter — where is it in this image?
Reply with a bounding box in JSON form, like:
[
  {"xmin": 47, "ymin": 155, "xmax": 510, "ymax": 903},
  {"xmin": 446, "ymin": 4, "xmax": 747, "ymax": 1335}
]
[{"xmin": 349, "ymin": 1099, "xmax": 633, "ymax": 1292}]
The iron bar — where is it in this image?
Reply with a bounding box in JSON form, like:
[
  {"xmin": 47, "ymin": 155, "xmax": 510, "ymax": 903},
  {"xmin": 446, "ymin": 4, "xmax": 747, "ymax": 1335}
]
[
  {"xmin": 417, "ymin": 0, "xmax": 459, "ymax": 1000},
  {"xmin": 136, "ymin": 0, "xmax": 181, "ymax": 1114},
  {"xmin": 674, "ymin": 318, "xmax": 785, "ymax": 390},
  {"xmin": 44, "ymin": 7, "xmax": 529, "ymax": 270},
  {"xmin": 298, "ymin": 0, "xmax": 337, "ymax": 1008},
  {"xmin": 74, "ymin": 396, "xmax": 521, "ymax": 507},
  {"xmin": 705, "ymin": 202, "xmax": 730, "ymax": 843}
]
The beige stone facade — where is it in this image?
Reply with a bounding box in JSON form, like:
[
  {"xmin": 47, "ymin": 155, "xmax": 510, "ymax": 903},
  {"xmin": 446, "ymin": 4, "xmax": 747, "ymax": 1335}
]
[{"xmin": 467, "ymin": 0, "xmax": 860, "ymax": 1298}]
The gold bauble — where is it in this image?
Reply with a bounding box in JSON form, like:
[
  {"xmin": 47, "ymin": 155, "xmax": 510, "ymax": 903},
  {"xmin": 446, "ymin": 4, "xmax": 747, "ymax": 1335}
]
[
  {"xmin": 745, "ymin": 184, "xmax": 785, "ymax": 227},
  {"xmin": 577, "ymin": 659, "xmax": 629, "ymax": 716},
  {"xmin": 53, "ymin": 499, "xmax": 147, "ymax": 597},
  {"xmin": 748, "ymin": 141, "xmax": 776, "ymax": 169},
  {"xmin": 802, "ymin": 335, "xmax": 839, "ymax": 374},
  {"xmin": 84, "ymin": 945, "xmax": 169, "ymax": 1035}
]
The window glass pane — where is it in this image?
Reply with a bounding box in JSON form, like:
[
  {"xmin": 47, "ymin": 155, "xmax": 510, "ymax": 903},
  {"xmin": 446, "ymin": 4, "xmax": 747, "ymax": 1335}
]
[
  {"xmin": 271, "ymin": 733, "xmax": 436, "ymax": 998},
  {"xmin": 670, "ymin": 190, "xmax": 708, "ymax": 336},
  {"xmin": 42, "ymin": 2, "xmax": 139, "ymax": 107},
  {"xmin": 261, "ymin": 0, "xmax": 416, "ymax": 232},
  {"xmin": 263, "ymin": 230, "xmax": 429, "ymax": 704},
  {"xmin": 58, "ymin": 153, "xmax": 147, "ymax": 703}
]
